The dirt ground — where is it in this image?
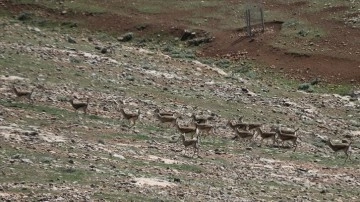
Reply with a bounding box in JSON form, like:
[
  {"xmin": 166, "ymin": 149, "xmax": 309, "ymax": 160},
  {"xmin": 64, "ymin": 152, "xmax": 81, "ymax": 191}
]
[
  {"xmin": 3, "ymin": 0, "xmax": 360, "ymax": 84},
  {"xmin": 1, "ymin": 1, "xmax": 360, "ymax": 201}
]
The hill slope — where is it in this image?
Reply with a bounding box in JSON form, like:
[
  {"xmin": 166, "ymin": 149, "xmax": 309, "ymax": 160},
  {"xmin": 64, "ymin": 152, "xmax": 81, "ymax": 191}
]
[{"xmin": 0, "ymin": 2, "xmax": 360, "ymax": 201}]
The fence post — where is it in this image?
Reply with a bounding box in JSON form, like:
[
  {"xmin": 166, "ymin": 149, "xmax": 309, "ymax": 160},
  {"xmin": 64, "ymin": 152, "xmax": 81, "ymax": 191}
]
[
  {"xmin": 260, "ymin": 7, "xmax": 265, "ymax": 32},
  {"xmin": 246, "ymin": 9, "xmax": 252, "ymax": 37}
]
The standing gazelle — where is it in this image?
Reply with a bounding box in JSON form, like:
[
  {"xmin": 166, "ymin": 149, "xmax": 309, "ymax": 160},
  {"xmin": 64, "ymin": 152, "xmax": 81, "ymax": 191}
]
[
  {"xmin": 12, "ymin": 85, "xmax": 35, "ymax": 103},
  {"xmin": 255, "ymin": 127, "xmax": 277, "ymax": 146},
  {"xmin": 194, "ymin": 122, "xmax": 216, "ymax": 142},
  {"xmin": 326, "ymin": 139, "xmax": 352, "ymax": 163},
  {"xmin": 69, "ymin": 97, "xmax": 90, "ymax": 115},
  {"xmin": 179, "ymin": 133, "xmax": 199, "ymax": 157},
  {"xmin": 175, "ymin": 118, "xmax": 197, "ymax": 139},
  {"xmin": 120, "ymin": 108, "xmax": 140, "ymax": 127}
]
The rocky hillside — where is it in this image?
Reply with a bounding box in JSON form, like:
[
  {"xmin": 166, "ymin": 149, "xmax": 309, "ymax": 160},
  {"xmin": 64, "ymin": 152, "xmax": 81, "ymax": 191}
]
[{"xmin": 0, "ymin": 16, "xmax": 360, "ymax": 201}]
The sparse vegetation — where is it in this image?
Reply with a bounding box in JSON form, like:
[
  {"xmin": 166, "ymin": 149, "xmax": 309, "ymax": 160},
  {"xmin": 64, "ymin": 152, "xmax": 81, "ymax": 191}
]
[{"xmin": 0, "ymin": 1, "xmax": 359, "ymax": 201}]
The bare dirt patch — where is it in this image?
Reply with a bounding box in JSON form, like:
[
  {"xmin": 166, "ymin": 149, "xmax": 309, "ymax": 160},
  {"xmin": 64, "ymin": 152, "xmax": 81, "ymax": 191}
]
[
  {"xmin": 147, "ymin": 155, "xmax": 183, "ymax": 164},
  {"xmin": 1, "ymin": 1, "xmax": 360, "ymax": 201},
  {"xmin": 134, "ymin": 177, "xmax": 177, "ymax": 187},
  {"xmin": 3, "ymin": 0, "xmax": 360, "ymax": 83}
]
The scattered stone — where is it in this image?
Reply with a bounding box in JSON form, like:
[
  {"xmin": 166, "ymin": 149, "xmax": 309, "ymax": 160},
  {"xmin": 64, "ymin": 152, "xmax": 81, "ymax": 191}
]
[
  {"xmin": 23, "ymin": 131, "xmax": 39, "ymax": 136},
  {"xmin": 18, "ymin": 12, "xmax": 32, "ymax": 21},
  {"xmin": 67, "ymin": 36, "xmax": 77, "ymax": 44},
  {"xmin": 298, "ymin": 83, "xmax": 311, "ymax": 91},
  {"xmin": 126, "ymin": 75, "xmax": 135, "ymax": 81},
  {"xmin": 112, "ymin": 153, "xmax": 126, "ymax": 160},
  {"xmin": 181, "ymin": 29, "xmax": 196, "ymax": 41},
  {"xmin": 118, "ymin": 32, "xmax": 134, "ymax": 42},
  {"xmin": 21, "ymin": 159, "xmax": 33, "ymax": 164},
  {"xmin": 188, "ymin": 37, "xmax": 213, "ymax": 46}
]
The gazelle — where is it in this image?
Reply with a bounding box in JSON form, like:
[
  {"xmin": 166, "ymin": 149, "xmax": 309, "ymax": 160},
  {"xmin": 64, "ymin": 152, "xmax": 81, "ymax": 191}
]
[
  {"xmin": 191, "ymin": 113, "xmax": 214, "ymax": 124},
  {"xmin": 175, "ymin": 118, "xmax": 197, "ymax": 139},
  {"xmin": 179, "ymin": 133, "xmax": 199, "ymax": 157},
  {"xmin": 12, "ymin": 85, "xmax": 35, "ymax": 103},
  {"xmin": 194, "ymin": 122, "xmax": 216, "ymax": 141},
  {"xmin": 69, "ymin": 97, "xmax": 89, "ymax": 115},
  {"xmin": 326, "ymin": 139, "xmax": 352, "ymax": 163},
  {"xmin": 255, "ymin": 127, "xmax": 277, "ymax": 146},
  {"xmin": 120, "ymin": 108, "xmax": 140, "ymax": 127},
  {"xmin": 277, "ymin": 129, "xmax": 300, "ymax": 152},
  {"xmin": 154, "ymin": 112, "xmax": 177, "ymax": 126},
  {"xmin": 233, "ymin": 128, "xmax": 255, "ymax": 144},
  {"xmin": 154, "ymin": 108, "xmax": 176, "ymax": 116}
]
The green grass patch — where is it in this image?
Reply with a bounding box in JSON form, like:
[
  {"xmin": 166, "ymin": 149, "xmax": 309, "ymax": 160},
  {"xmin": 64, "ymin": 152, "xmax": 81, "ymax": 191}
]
[
  {"xmin": 53, "ymin": 167, "xmax": 88, "ymax": 182},
  {"xmin": 255, "ymin": 145, "xmax": 358, "ymax": 167},
  {"xmin": 94, "ymin": 191, "xmax": 172, "ymax": 202},
  {"xmin": 119, "ymin": 132, "xmax": 151, "ymax": 141},
  {"xmin": 270, "ymin": 18, "xmax": 326, "ymax": 55},
  {"xmin": 162, "ymin": 163, "xmax": 203, "ymax": 173},
  {"xmin": 313, "ymin": 83, "xmax": 353, "ymax": 96},
  {"xmin": 13, "ymin": 0, "xmax": 107, "ymax": 14},
  {"xmin": 88, "ymin": 114, "xmax": 104, "ymax": 120},
  {"xmin": 280, "ymin": 18, "xmax": 325, "ymax": 39},
  {"xmin": 0, "ymin": 53, "xmax": 92, "ymax": 87},
  {"xmin": 0, "ymin": 100, "xmax": 69, "ymax": 118}
]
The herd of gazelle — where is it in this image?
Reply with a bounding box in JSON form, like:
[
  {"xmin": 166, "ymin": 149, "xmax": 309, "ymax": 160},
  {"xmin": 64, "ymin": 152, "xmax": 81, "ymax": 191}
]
[{"xmin": 11, "ymin": 85, "xmax": 353, "ymax": 162}]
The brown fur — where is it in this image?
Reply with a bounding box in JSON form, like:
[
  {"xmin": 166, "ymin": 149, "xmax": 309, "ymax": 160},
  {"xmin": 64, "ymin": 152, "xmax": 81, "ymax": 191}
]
[
  {"xmin": 154, "ymin": 108, "xmax": 175, "ymax": 116},
  {"xmin": 175, "ymin": 118, "xmax": 197, "ymax": 139},
  {"xmin": 155, "ymin": 113, "xmax": 177, "ymax": 126},
  {"xmin": 179, "ymin": 134, "xmax": 199, "ymax": 157},
  {"xmin": 69, "ymin": 98, "xmax": 89, "ymax": 114},
  {"xmin": 12, "ymin": 85, "xmax": 34, "ymax": 103},
  {"xmin": 327, "ymin": 139, "xmax": 352, "ymax": 163},
  {"xmin": 120, "ymin": 108, "xmax": 140, "ymax": 127},
  {"xmin": 191, "ymin": 113, "xmax": 213, "ymax": 124},
  {"xmin": 194, "ymin": 122, "xmax": 215, "ymax": 139},
  {"xmin": 256, "ymin": 127, "xmax": 277, "ymax": 146},
  {"xmin": 233, "ymin": 128, "xmax": 254, "ymax": 143},
  {"xmin": 277, "ymin": 130, "xmax": 299, "ymax": 152}
]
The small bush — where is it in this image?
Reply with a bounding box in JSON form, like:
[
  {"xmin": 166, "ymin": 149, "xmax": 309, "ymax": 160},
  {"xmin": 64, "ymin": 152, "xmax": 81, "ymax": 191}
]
[
  {"xmin": 18, "ymin": 12, "xmax": 32, "ymax": 21},
  {"xmin": 298, "ymin": 83, "xmax": 310, "ymax": 90}
]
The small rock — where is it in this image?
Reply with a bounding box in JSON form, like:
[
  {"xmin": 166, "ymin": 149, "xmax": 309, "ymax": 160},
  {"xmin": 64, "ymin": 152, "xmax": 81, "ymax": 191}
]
[
  {"xmin": 67, "ymin": 36, "xmax": 77, "ymax": 44},
  {"xmin": 298, "ymin": 83, "xmax": 311, "ymax": 91},
  {"xmin": 118, "ymin": 32, "xmax": 134, "ymax": 42},
  {"xmin": 181, "ymin": 29, "xmax": 196, "ymax": 41},
  {"xmin": 101, "ymin": 48, "xmax": 108, "ymax": 54},
  {"xmin": 112, "ymin": 154, "xmax": 126, "ymax": 160},
  {"xmin": 18, "ymin": 12, "xmax": 32, "ymax": 21},
  {"xmin": 126, "ymin": 76, "xmax": 135, "ymax": 81},
  {"xmin": 21, "ymin": 159, "xmax": 33, "ymax": 164},
  {"xmin": 23, "ymin": 131, "xmax": 39, "ymax": 136}
]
